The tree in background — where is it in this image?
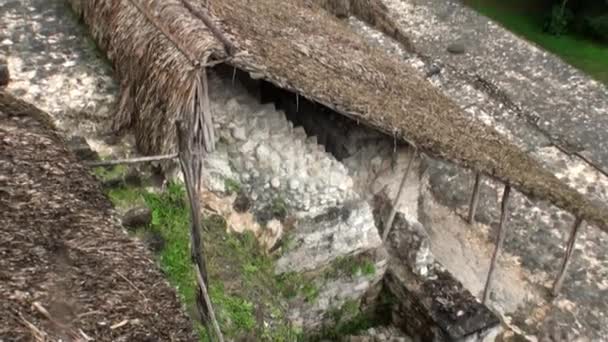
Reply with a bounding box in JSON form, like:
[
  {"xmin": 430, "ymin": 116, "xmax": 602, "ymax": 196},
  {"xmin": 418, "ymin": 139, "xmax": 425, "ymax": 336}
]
[{"xmin": 545, "ymin": 0, "xmax": 608, "ymax": 42}]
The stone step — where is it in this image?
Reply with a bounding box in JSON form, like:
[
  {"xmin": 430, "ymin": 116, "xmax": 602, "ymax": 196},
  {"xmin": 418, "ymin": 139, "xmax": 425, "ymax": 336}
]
[{"xmin": 293, "ymin": 126, "xmax": 308, "ymax": 142}]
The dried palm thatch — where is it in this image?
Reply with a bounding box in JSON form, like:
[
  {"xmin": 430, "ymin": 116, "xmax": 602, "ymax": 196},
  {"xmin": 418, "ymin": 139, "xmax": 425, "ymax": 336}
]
[
  {"xmin": 0, "ymin": 91, "xmax": 197, "ymax": 341},
  {"xmin": 70, "ymin": 0, "xmax": 222, "ymax": 154},
  {"xmin": 70, "ymin": 0, "xmax": 608, "ymax": 233}
]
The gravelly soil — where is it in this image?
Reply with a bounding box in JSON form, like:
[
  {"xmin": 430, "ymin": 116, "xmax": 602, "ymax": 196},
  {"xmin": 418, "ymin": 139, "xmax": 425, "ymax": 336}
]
[{"xmin": 0, "ymin": 92, "xmax": 197, "ymax": 341}]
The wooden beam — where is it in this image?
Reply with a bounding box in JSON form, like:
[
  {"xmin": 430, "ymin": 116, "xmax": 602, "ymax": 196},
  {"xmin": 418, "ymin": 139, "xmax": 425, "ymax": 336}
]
[
  {"xmin": 482, "ymin": 184, "xmax": 511, "ymax": 304},
  {"xmin": 551, "ymin": 217, "xmax": 583, "ymax": 297},
  {"xmin": 467, "ymin": 172, "xmax": 482, "ymax": 224},
  {"xmin": 85, "ymin": 153, "xmax": 178, "ymax": 167},
  {"xmin": 382, "ymin": 149, "xmax": 416, "ymax": 242}
]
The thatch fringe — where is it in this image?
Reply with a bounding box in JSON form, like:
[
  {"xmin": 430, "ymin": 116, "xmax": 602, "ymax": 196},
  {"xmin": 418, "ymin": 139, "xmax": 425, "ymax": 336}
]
[
  {"xmin": 70, "ymin": 0, "xmax": 608, "ymax": 233},
  {"xmin": 70, "ymin": 0, "xmax": 221, "ymax": 155}
]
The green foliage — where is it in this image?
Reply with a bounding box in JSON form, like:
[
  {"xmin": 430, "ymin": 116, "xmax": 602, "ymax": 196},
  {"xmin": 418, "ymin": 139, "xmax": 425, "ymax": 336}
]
[
  {"xmin": 210, "ymin": 283, "xmax": 255, "ymax": 333},
  {"xmin": 328, "ymin": 255, "xmax": 376, "ymax": 279},
  {"xmin": 585, "ymin": 14, "xmax": 608, "ymax": 42},
  {"xmin": 224, "ymin": 178, "xmax": 241, "ymax": 195},
  {"xmin": 308, "ymin": 299, "xmax": 379, "ymax": 341},
  {"xmin": 301, "ymin": 282, "xmax": 320, "ymax": 303},
  {"xmin": 545, "ymin": 3, "xmax": 573, "ymax": 35},
  {"xmin": 92, "ymin": 164, "xmax": 128, "ymax": 181},
  {"xmin": 359, "ymin": 260, "xmax": 376, "ymax": 277},
  {"xmin": 275, "ymin": 271, "xmax": 321, "ymax": 303},
  {"xmin": 271, "ymin": 196, "xmax": 288, "ymax": 220},
  {"xmin": 105, "ymin": 182, "xmax": 302, "ymax": 340},
  {"xmin": 106, "ymin": 186, "xmax": 146, "ymax": 208},
  {"xmin": 465, "ymin": 0, "xmax": 608, "ymax": 84}
]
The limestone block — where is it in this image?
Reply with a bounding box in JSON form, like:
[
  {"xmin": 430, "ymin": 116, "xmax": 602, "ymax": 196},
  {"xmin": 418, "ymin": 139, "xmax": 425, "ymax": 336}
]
[{"xmin": 276, "ymin": 201, "xmax": 382, "ymax": 274}]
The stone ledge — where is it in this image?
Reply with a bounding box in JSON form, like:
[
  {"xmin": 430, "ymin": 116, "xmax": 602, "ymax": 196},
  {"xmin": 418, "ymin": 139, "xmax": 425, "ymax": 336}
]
[{"xmin": 385, "ymin": 263, "xmax": 501, "ymax": 341}]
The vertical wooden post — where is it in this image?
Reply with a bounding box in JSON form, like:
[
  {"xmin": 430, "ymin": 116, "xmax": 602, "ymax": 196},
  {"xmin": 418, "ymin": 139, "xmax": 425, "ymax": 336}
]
[
  {"xmin": 482, "ymin": 184, "xmax": 511, "ymax": 304},
  {"xmin": 174, "ymin": 68, "xmax": 223, "ymax": 342},
  {"xmin": 552, "ymin": 217, "xmax": 583, "ymax": 297},
  {"xmin": 382, "ymin": 149, "xmax": 416, "ymax": 242},
  {"xmin": 468, "ymin": 173, "xmax": 482, "ymax": 224}
]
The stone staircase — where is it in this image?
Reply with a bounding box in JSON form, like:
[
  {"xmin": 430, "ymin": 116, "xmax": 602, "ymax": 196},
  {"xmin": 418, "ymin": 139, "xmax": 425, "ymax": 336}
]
[{"xmin": 204, "ymin": 71, "xmax": 386, "ymax": 329}]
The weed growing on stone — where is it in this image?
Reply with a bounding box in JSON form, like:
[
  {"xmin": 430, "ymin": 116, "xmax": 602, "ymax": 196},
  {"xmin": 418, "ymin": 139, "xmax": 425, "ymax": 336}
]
[
  {"xmin": 327, "ymin": 255, "xmax": 376, "ymax": 279},
  {"xmin": 224, "ymin": 178, "xmax": 241, "ymax": 194},
  {"xmin": 271, "ymin": 196, "xmax": 288, "ymax": 220},
  {"xmin": 359, "ymin": 260, "xmax": 376, "ymax": 277},
  {"xmin": 301, "ymin": 282, "xmax": 320, "ymax": 303}
]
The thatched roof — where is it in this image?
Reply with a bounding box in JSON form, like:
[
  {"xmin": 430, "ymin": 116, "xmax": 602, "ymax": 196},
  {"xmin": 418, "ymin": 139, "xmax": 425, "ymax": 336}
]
[
  {"xmin": 0, "ymin": 91, "xmax": 197, "ymax": 340},
  {"xmin": 69, "ymin": 0, "xmax": 608, "ymax": 233}
]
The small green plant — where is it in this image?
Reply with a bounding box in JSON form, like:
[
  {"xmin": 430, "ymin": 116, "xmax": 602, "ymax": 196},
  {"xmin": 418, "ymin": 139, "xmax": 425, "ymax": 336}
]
[
  {"xmin": 327, "ymin": 255, "xmax": 376, "ymax": 279},
  {"xmin": 106, "ymin": 186, "xmax": 146, "ymax": 208},
  {"xmin": 276, "ymin": 272, "xmax": 303, "ymax": 299},
  {"xmin": 224, "ymin": 178, "xmax": 241, "ymax": 195},
  {"xmin": 359, "ymin": 260, "xmax": 376, "ymax": 277},
  {"xmin": 271, "ymin": 196, "xmax": 288, "ymax": 220},
  {"xmin": 210, "ymin": 283, "xmax": 256, "ymax": 333},
  {"xmin": 302, "ymin": 282, "xmax": 320, "ymax": 303},
  {"xmin": 92, "ymin": 164, "xmax": 128, "ymax": 182}
]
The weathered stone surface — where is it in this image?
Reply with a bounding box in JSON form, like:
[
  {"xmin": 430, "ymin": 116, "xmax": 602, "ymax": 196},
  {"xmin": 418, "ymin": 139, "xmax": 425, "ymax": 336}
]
[
  {"xmin": 0, "ymin": 57, "xmax": 9, "ymax": 86},
  {"xmin": 385, "ymin": 264, "xmax": 500, "ymax": 342},
  {"xmin": 348, "ymin": 325, "xmax": 412, "ymax": 342},
  {"xmin": 388, "ymin": 213, "xmax": 434, "ymax": 277},
  {"xmin": 349, "ymin": 3, "xmax": 608, "ymax": 339},
  {"xmin": 66, "ymin": 135, "xmax": 99, "ymax": 161},
  {"xmin": 287, "ymin": 248, "xmax": 389, "ymax": 329},
  {"xmin": 122, "ymin": 206, "xmax": 152, "ymax": 229},
  {"xmin": 0, "ymin": 0, "xmax": 118, "ymax": 138},
  {"xmin": 276, "ymin": 201, "xmax": 382, "ymax": 274},
  {"xmin": 420, "ymin": 158, "xmax": 608, "ymax": 341},
  {"xmin": 318, "ymin": 0, "xmax": 352, "ymax": 18},
  {"xmin": 446, "ymin": 42, "xmax": 466, "ymax": 54}
]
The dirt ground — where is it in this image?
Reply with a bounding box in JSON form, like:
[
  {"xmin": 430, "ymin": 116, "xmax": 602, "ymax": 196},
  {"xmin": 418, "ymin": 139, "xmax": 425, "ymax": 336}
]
[{"xmin": 0, "ymin": 92, "xmax": 197, "ymax": 341}]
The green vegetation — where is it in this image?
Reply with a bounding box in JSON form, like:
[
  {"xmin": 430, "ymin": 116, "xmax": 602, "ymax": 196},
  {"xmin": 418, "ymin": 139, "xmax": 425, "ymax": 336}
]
[
  {"xmin": 310, "ymin": 299, "xmax": 380, "ymax": 341},
  {"xmin": 464, "ymin": 0, "xmax": 608, "ymax": 84},
  {"xmin": 223, "ymin": 178, "xmax": 241, "ymax": 195},
  {"xmin": 102, "ymin": 179, "xmax": 301, "ymax": 341},
  {"xmin": 98, "ymin": 170, "xmax": 385, "ymax": 341},
  {"xmin": 270, "ymin": 196, "xmax": 288, "ymax": 220},
  {"xmin": 328, "ymin": 255, "xmax": 376, "ymax": 279},
  {"xmin": 91, "ymin": 164, "xmax": 128, "ymax": 181}
]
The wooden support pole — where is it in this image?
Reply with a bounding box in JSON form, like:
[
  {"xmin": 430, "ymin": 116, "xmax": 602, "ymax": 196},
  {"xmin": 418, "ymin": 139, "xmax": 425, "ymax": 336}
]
[
  {"xmin": 382, "ymin": 149, "xmax": 416, "ymax": 242},
  {"xmin": 85, "ymin": 153, "xmax": 178, "ymax": 167},
  {"xmin": 467, "ymin": 172, "xmax": 482, "ymax": 224},
  {"xmin": 482, "ymin": 184, "xmax": 511, "ymax": 304},
  {"xmin": 551, "ymin": 217, "xmax": 583, "ymax": 297}
]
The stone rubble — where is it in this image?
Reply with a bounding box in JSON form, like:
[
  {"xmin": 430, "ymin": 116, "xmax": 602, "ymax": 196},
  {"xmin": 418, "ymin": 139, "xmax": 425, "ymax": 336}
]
[{"xmin": 347, "ymin": 325, "xmax": 412, "ymax": 342}]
